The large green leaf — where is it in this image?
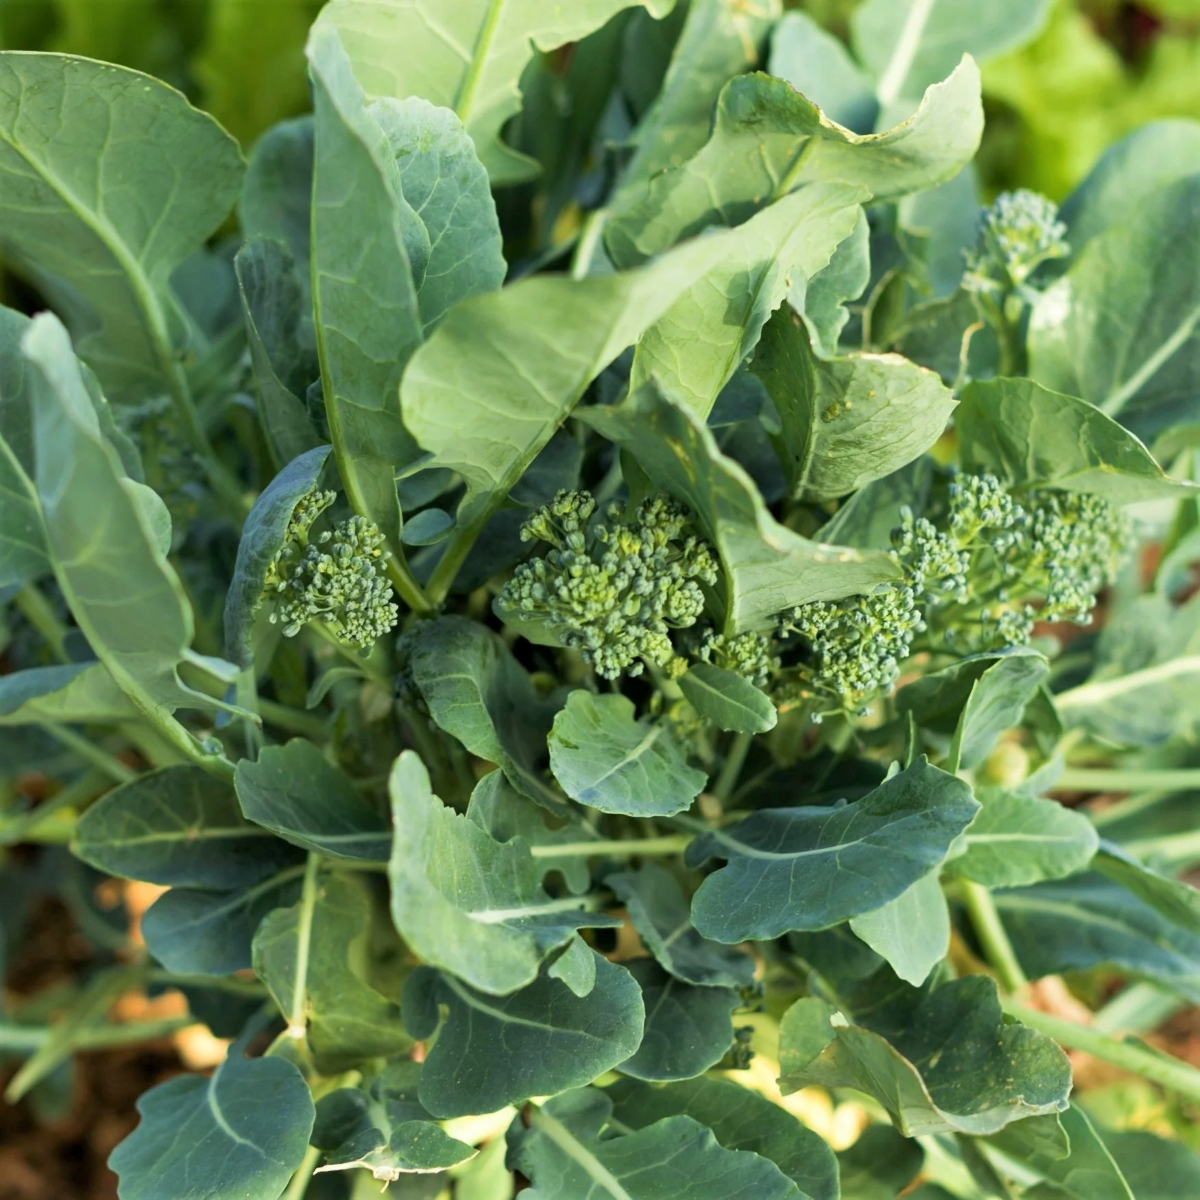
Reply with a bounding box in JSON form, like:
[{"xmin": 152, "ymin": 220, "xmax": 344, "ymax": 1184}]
[
  {"xmin": 752, "ymin": 307, "xmax": 956, "ymax": 503},
  {"xmin": 581, "ymin": 385, "xmax": 899, "ymax": 633},
  {"xmin": 236, "ymin": 739, "xmax": 390, "ymax": 862},
  {"xmin": 0, "ymin": 306, "xmax": 46, "ymax": 590},
  {"xmin": 1028, "ymin": 177, "xmax": 1200, "ymax": 440},
  {"xmin": 685, "ymin": 758, "xmax": 978, "ymax": 942},
  {"xmin": 629, "ymin": 183, "xmax": 867, "ymax": 419},
  {"xmin": 400, "ymin": 223, "xmax": 748, "ymax": 558},
  {"xmin": 778, "ymin": 971, "xmax": 1071, "ymax": 1136},
  {"xmin": 313, "ymin": 0, "xmax": 674, "ymax": 183},
  {"xmin": 109, "ymin": 1040, "xmax": 315, "ymax": 1200},
  {"xmin": 0, "ymin": 53, "xmax": 243, "ymax": 399},
  {"xmin": 223, "ymin": 444, "xmax": 331, "ymax": 667},
  {"xmin": 995, "ymin": 876, "xmax": 1200, "ymax": 1002},
  {"xmin": 611, "ymin": 0, "xmax": 779, "ymax": 212},
  {"xmin": 606, "ymin": 864, "xmax": 755, "ymax": 989},
  {"xmin": 0, "ymin": 662, "xmax": 134, "ymax": 726},
  {"xmin": 606, "ymin": 60, "xmax": 982, "ymax": 267},
  {"xmin": 253, "ymin": 873, "xmax": 412, "ymax": 1070},
  {"xmin": 848, "ymin": 870, "xmax": 949, "ymax": 987},
  {"xmin": 948, "ymin": 788, "xmax": 1098, "ymax": 889},
  {"xmin": 403, "ymin": 956, "xmax": 645, "ymax": 1118},
  {"xmin": 238, "ymin": 116, "xmax": 314, "ymax": 287},
  {"xmin": 677, "ymin": 663, "xmax": 777, "ymax": 734},
  {"xmin": 606, "ymin": 1076, "xmax": 839, "ymax": 1200},
  {"xmin": 24, "ymin": 315, "xmax": 223, "ymax": 723},
  {"xmin": 851, "ymin": 0, "xmax": 1050, "ymax": 108},
  {"xmin": 957, "ymin": 378, "xmax": 1195, "ymax": 504},
  {"xmin": 407, "ymin": 616, "xmax": 563, "ymax": 808},
  {"xmin": 548, "ymin": 691, "xmax": 706, "ymax": 817},
  {"xmin": 388, "ymin": 750, "xmax": 618, "ymax": 996},
  {"xmin": 73, "ymin": 765, "xmax": 300, "ymax": 889},
  {"xmin": 308, "ymin": 25, "xmax": 422, "ymax": 545},
  {"xmin": 508, "ymin": 1088, "xmax": 803, "ymax": 1200}
]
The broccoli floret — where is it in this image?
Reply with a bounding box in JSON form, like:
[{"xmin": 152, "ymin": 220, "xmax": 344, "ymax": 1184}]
[
  {"xmin": 694, "ymin": 628, "xmax": 778, "ymax": 689},
  {"xmin": 497, "ymin": 489, "xmax": 718, "ymax": 680},
  {"xmin": 265, "ymin": 491, "xmax": 398, "ymax": 651},
  {"xmin": 965, "ymin": 189, "xmax": 1069, "ymax": 289}
]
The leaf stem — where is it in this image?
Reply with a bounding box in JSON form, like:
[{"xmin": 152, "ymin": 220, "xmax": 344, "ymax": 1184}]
[
  {"xmin": 1001, "ymin": 997, "xmax": 1200, "ymax": 1104},
  {"xmin": 38, "ymin": 721, "xmax": 137, "ymax": 784},
  {"xmin": 0, "ymin": 1015, "xmax": 192, "ymax": 1056},
  {"xmin": 425, "ymin": 508, "xmax": 489, "ymax": 608},
  {"xmin": 1123, "ymin": 828, "xmax": 1200, "ymax": 865},
  {"xmin": 0, "ymin": 767, "xmax": 110, "ymax": 846},
  {"xmin": 282, "ymin": 1144, "xmax": 322, "ymax": 1200},
  {"xmin": 961, "ymin": 879, "xmax": 1027, "ymax": 993},
  {"xmin": 13, "ymin": 584, "xmax": 70, "ymax": 661},
  {"xmin": 1055, "ymin": 657, "xmax": 1200, "ymax": 709},
  {"xmin": 712, "ymin": 731, "xmax": 753, "ymax": 805},
  {"xmin": 528, "ymin": 835, "xmax": 693, "ymax": 859},
  {"xmin": 385, "ymin": 553, "xmax": 435, "ymax": 617},
  {"xmin": 1057, "ymin": 766, "xmax": 1200, "ymax": 793},
  {"xmin": 288, "ymin": 853, "xmax": 322, "ymax": 1041},
  {"xmin": 526, "ymin": 1103, "xmax": 633, "ymax": 1199},
  {"xmin": 256, "ymin": 697, "xmax": 329, "ymax": 741}
]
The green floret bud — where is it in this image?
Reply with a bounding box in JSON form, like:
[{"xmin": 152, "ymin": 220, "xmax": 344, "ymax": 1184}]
[
  {"xmin": 965, "ymin": 189, "xmax": 1069, "ymax": 288},
  {"xmin": 498, "ymin": 489, "xmax": 718, "ymax": 679},
  {"xmin": 695, "ymin": 629, "xmax": 777, "ymax": 688}
]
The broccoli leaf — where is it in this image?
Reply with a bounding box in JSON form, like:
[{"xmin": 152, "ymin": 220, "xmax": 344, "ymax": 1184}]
[
  {"xmin": 778, "ymin": 969, "xmax": 1071, "ymax": 1136},
  {"xmin": 849, "ymin": 870, "xmax": 950, "ymax": 987},
  {"xmin": 1093, "ymin": 842, "xmax": 1200, "ymax": 936},
  {"xmin": 548, "ymin": 691, "xmax": 706, "ymax": 816},
  {"xmin": 388, "ymin": 751, "xmax": 619, "ymax": 996},
  {"xmin": 403, "ymin": 956, "xmax": 644, "ymax": 1118},
  {"xmin": 685, "ymin": 757, "xmax": 978, "ymax": 942},
  {"xmin": 0, "ymin": 306, "xmax": 46, "ymax": 590},
  {"xmin": 678, "ymin": 664, "xmax": 777, "ymax": 734},
  {"xmin": 0, "ymin": 663, "xmax": 135, "ymax": 727},
  {"xmin": 239, "ymin": 115, "xmax": 315, "ymax": 287}
]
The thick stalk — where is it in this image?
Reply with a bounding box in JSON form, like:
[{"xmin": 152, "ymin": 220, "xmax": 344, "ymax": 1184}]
[
  {"xmin": 961, "ymin": 879, "xmax": 1027, "ymax": 993},
  {"xmin": 14, "ymin": 585, "xmax": 70, "ymax": 661},
  {"xmin": 282, "ymin": 1144, "xmax": 322, "ymax": 1200},
  {"xmin": 528, "ymin": 835, "xmax": 692, "ymax": 859},
  {"xmin": 712, "ymin": 732, "xmax": 753, "ymax": 805},
  {"xmin": 1055, "ymin": 656, "xmax": 1200, "ymax": 710},
  {"xmin": 1057, "ymin": 767, "xmax": 1200, "ymax": 793},
  {"xmin": 256, "ymin": 697, "xmax": 329, "ymax": 741},
  {"xmin": 287, "ymin": 854, "xmax": 323, "ymax": 1040}
]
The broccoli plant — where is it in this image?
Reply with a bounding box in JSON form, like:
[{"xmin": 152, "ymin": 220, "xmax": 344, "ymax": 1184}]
[{"xmin": 4, "ymin": 2, "xmax": 1200, "ymax": 1199}]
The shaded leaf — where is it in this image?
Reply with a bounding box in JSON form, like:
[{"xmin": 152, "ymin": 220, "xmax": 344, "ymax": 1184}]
[
  {"xmin": 0, "ymin": 662, "xmax": 134, "ymax": 726},
  {"xmin": 388, "ymin": 751, "xmax": 618, "ymax": 996},
  {"xmin": 548, "ymin": 691, "xmax": 706, "ymax": 816},
  {"xmin": 686, "ymin": 757, "xmax": 978, "ymax": 942},
  {"xmin": 236, "ymin": 739, "xmax": 390, "ymax": 861},
  {"xmin": 678, "ymin": 663, "xmax": 777, "ymax": 734},
  {"xmin": 0, "ymin": 306, "xmax": 46, "ymax": 590},
  {"xmin": 849, "ymin": 870, "xmax": 949, "ymax": 987},
  {"xmin": 238, "ymin": 115, "xmax": 314, "ymax": 286},
  {"xmin": 796, "ymin": 209, "xmax": 872, "ymax": 356},
  {"xmin": 403, "ymin": 956, "xmax": 644, "ymax": 1118},
  {"xmin": 1102, "ymin": 1126, "xmax": 1200, "ymax": 1200},
  {"xmin": 74, "ymin": 765, "xmax": 300, "ymax": 889},
  {"xmin": 837, "ymin": 1124, "xmax": 924, "ymax": 1200},
  {"xmin": 1094, "ymin": 841, "xmax": 1200, "ymax": 936}
]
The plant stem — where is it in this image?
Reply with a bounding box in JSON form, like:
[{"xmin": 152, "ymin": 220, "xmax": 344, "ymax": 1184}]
[
  {"xmin": 0, "ymin": 767, "xmax": 110, "ymax": 846},
  {"xmin": 14, "ymin": 584, "xmax": 70, "ymax": 661},
  {"xmin": 961, "ymin": 879, "xmax": 1027, "ymax": 992},
  {"xmin": 425, "ymin": 508, "xmax": 489, "ymax": 608},
  {"xmin": 256, "ymin": 697, "xmax": 328, "ymax": 741},
  {"xmin": 571, "ymin": 209, "xmax": 608, "ymax": 280},
  {"xmin": 1094, "ymin": 983, "xmax": 1187, "ymax": 1036},
  {"xmin": 282, "ymin": 1144, "xmax": 322, "ymax": 1200},
  {"xmin": 528, "ymin": 834, "xmax": 693, "ymax": 859},
  {"xmin": 712, "ymin": 731, "xmax": 753, "ymax": 805},
  {"xmin": 288, "ymin": 854, "xmax": 322, "ymax": 1040},
  {"xmin": 1054, "ymin": 656, "xmax": 1200, "ymax": 710},
  {"xmin": 1089, "ymin": 788, "xmax": 1171, "ymax": 828},
  {"xmin": 0, "ymin": 1016, "xmax": 193, "ymax": 1055},
  {"xmin": 1124, "ymin": 828, "xmax": 1200, "ymax": 865},
  {"xmin": 385, "ymin": 553, "xmax": 435, "ymax": 618},
  {"xmin": 1002, "ymin": 998, "xmax": 1200, "ymax": 1104},
  {"xmin": 38, "ymin": 722, "xmax": 137, "ymax": 784},
  {"xmin": 1057, "ymin": 767, "xmax": 1200, "ymax": 793}
]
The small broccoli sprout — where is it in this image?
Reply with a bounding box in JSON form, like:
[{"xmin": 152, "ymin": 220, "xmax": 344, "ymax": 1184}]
[
  {"xmin": 695, "ymin": 628, "xmax": 777, "ymax": 688},
  {"xmin": 265, "ymin": 490, "xmax": 398, "ymax": 651},
  {"xmin": 965, "ymin": 189, "xmax": 1069, "ymax": 288},
  {"xmin": 497, "ymin": 489, "xmax": 718, "ymax": 679}
]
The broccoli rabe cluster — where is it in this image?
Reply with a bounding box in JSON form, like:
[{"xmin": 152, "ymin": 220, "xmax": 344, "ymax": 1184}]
[
  {"xmin": 693, "ymin": 628, "xmax": 777, "ymax": 689},
  {"xmin": 779, "ymin": 472, "xmax": 1129, "ymax": 715},
  {"xmin": 964, "ymin": 189, "xmax": 1069, "ymax": 289},
  {"xmin": 264, "ymin": 490, "xmax": 398, "ymax": 650},
  {"xmin": 497, "ymin": 490, "xmax": 718, "ymax": 679}
]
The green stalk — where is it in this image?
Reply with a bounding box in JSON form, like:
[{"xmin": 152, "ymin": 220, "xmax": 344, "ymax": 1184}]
[
  {"xmin": 712, "ymin": 732, "xmax": 753, "ymax": 805},
  {"xmin": 282, "ymin": 1144, "xmax": 322, "ymax": 1200},
  {"xmin": 1124, "ymin": 828, "xmax": 1200, "ymax": 865},
  {"xmin": 1002, "ymin": 998, "xmax": 1200, "ymax": 1104},
  {"xmin": 1054, "ymin": 656, "xmax": 1200, "ymax": 710},
  {"xmin": 14, "ymin": 584, "xmax": 70, "ymax": 661},
  {"xmin": 287, "ymin": 854, "xmax": 322, "ymax": 1041},
  {"xmin": 256, "ymin": 697, "xmax": 328, "ymax": 741},
  {"xmin": 1057, "ymin": 767, "xmax": 1200, "ymax": 793},
  {"xmin": 0, "ymin": 767, "xmax": 110, "ymax": 846},
  {"xmin": 0, "ymin": 1016, "xmax": 192, "ymax": 1056},
  {"xmin": 961, "ymin": 879, "xmax": 1027, "ymax": 993},
  {"xmin": 38, "ymin": 721, "xmax": 137, "ymax": 784},
  {"xmin": 528, "ymin": 835, "xmax": 693, "ymax": 859},
  {"xmin": 1093, "ymin": 983, "xmax": 1187, "ymax": 1036}
]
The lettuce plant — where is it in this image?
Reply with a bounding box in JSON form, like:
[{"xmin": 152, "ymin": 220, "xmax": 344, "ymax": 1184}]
[{"xmin": 3, "ymin": 2, "xmax": 1200, "ymax": 1198}]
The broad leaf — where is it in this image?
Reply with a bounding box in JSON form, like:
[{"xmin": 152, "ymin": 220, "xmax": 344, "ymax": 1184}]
[
  {"xmin": 753, "ymin": 307, "xmax": 956, "ymax": 502},
  {"xmin": 629, "ymin": 183, "xmax": 867, "ymax": 418},
  {"xmin": 606, "ymin": 1076, "xmax": 839, "ymax": 1200},
  {"xmin": 686, "ymin": 757, "xmax": 978, "ymax": 942},
  {"xmin": 236, "ymin": 739, "xmax": 390, "ymax": 861},
  {"xmin": 778, "ymin": 971, "xmax": 1071, "ymax": 1136},
  {"xmin": 995, "ymin": 876, "xmax": 1200, "ymax": 1002},
  {"xmin": 849, "ymin": 870, "xmax": 949, "ymax": 987},
  {"xmin": 253, "ymin": 873, "xmax": 412, "ymax": 1069},
  {"xmin": 142, "ymin": 870, "xmax": 305, "ymax": 976},
  {"xmin": 403, "ymin": 956, "xmax": 644, "ymax": 1118},
  {"xmin": 238, "ymin": 115, "xmax": 314, "ymax": 286},
  {"xmin": 315, "ymin": 0, "xmax": 674, "ymax": 183},
  {"xmin": 678, "ymin": 663, "xmax": 777, "ymax": 734},
  {"xmin": 1094, "ymin": 841, "xmax": 1200, "ymax": 936},
  {"xmin": 509, "ymin": 1087, "xmax": 803, "ymax": 1200},
  {"xmin": 224, "ymin": 445, "xmax": 331, "ymax": 667},
  {"xmin": 311, "ymin": 1063, "xmax": 474, "ymax": 1182},
  {"xmin": 73, "ymin": 765, "xmax": 300, "ymax": 889},
  {"xmin": 0, "ymin": 662, "xmax": 134, "ymax": 727},
  {"xmin": 388, "ymin": 751, "xmax": 618, "ymax": 996},
  {"xmin": 1028, "ymin": 176, "xmax": 1200, "ymax": 440},
  {"xmin": 795, "ymin": 209, "xmax": 872, "ymax": 357},
  {"xmin": 607, "ymin": 864, "xmax": 755, "ymax": 988},
  {"xmin": 0, "ymin": 306, "xmax": 45, "ymax": 590},
  {"xmin": 948, "ymin": 788, "xmax": 1098, "ymax": 888},
  {"xmin": 582, "ymin": 385, "xmax": 899, "ymax": 633},
  {"xmin": 548, "ymin": 691, "xmax": 706, "ymax": 816},
  {"xmin": 619, "ymin": 959, "xmax": 740, "ymax": 1082},
  {"xmin": 408, "ymin": 616, "xmax": 563, "ymax": 808},
  {"xmin": 0, "ymin": 53, "xmax": 243, "ymax": 398},
  {"xmin": 957, "ymin": 378, "xmax": 1195, "ymax": 504},
  {"xmin": 109, "ymin": 1039, "xmax": 315, "ymax": 1200},
  {"xmin": 606, "ymin": 61, "xmax": 983, "ymax": 266}
]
